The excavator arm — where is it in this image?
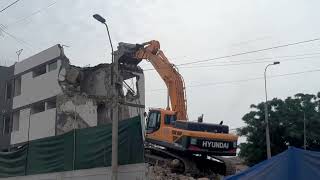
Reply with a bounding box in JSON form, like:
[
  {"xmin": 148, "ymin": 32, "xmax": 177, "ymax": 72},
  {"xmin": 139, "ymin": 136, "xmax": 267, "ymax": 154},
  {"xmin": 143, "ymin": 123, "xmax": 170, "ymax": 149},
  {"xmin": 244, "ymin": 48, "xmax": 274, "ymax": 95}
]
[{"xmin": 134, "ymin": 40, "xmax": 188, "ymax": 120}]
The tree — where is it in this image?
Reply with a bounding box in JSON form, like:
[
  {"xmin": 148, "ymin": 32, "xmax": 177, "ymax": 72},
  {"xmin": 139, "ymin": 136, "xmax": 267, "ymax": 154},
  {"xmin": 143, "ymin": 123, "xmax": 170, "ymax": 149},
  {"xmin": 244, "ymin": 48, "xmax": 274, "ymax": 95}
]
[{"xmin": 237, "ymin": 93, "xmax": 320, "ymax": 166}]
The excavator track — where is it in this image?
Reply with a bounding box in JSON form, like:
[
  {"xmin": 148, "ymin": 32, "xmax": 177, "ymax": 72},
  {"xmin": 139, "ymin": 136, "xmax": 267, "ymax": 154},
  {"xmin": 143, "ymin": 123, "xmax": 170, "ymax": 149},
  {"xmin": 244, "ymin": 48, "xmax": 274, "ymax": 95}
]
[
  {"xmin": 145, "ymin": 144, "xmax": 236, "ymax": 177},
  {"xmin": 145, "ymin": 146, "xmax": 199, "ymax": 175},
  {"xmin": 214, "ymin": 156, "xmax": 236, "ymax": 175}
]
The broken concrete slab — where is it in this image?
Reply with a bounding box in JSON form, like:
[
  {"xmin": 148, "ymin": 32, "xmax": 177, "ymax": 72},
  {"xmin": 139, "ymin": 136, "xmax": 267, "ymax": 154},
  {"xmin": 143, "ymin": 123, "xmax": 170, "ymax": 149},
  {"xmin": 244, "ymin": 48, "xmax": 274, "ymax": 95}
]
[{"xmin": 56, "ymin": 54, "xmax": 145, "ymax": 135}]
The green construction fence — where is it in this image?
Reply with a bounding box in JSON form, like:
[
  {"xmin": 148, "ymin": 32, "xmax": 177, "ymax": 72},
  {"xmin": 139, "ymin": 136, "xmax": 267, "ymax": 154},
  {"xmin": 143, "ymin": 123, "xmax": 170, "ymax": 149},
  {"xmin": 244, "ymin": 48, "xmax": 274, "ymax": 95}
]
[{"xmin": 0, "ymin": 116, "xmax": 144, "ymax": 178}]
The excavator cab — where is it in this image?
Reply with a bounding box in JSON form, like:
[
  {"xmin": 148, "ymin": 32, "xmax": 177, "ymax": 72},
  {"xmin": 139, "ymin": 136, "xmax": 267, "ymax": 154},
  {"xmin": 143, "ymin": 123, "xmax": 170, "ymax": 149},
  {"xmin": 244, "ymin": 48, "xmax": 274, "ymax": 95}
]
[
  {"xmin": 146, "ymin": 110, "xmax": 161, "ymax": 134},
  {"xmin": 146, "ymin": 109, "xmax": 177, "ymax": 133},
  {"xmin": 146, "ymin": 108, "xmax": 238, "ymax": 156},
  {"xmin": 145, "ymin": 109, "xmax": 177, "ymax": 139},
  {"xmin": 145, "ymin": 109, "xmax": 177, "ymax": 144}
]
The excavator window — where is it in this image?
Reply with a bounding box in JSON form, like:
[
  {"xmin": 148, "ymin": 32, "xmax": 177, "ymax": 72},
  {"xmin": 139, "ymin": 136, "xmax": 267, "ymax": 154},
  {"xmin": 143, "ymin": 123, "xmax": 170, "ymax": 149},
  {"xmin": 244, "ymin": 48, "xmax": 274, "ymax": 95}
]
[
  {"xmin": 146, "ymin": 111, "xmax": 161, "ymax": 133},
  {"xmin": 164, "ymin": 115, "xmax": 177, "ymax": 125}
]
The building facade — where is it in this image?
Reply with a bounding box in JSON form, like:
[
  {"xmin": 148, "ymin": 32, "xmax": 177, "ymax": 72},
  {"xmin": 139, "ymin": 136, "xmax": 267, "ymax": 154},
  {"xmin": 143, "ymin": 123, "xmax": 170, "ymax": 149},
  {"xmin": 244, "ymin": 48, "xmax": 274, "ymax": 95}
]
[{"xmin": 0, "ymin": 44, "xmax": 145, "ymax": 149}]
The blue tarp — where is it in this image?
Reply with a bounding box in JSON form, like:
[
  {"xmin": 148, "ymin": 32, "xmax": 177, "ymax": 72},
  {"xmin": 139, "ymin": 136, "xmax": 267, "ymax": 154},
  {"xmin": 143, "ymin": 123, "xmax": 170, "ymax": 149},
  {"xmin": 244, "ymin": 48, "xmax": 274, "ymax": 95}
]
[{"xmin": 224, "ymin": 147, "xmax": 320, "ymax": 180}]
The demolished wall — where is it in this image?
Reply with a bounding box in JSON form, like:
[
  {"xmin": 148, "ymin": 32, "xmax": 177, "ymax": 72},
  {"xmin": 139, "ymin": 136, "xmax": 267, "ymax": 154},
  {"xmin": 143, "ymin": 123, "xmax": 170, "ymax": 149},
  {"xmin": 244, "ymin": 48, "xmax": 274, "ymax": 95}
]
[
  {"xmin": 56, "ymin": 61, "xmax": 145, "ymax": 135},
  {"xmin": 56, "ymin": 94, "xmax": 97, "ymax": 135}
]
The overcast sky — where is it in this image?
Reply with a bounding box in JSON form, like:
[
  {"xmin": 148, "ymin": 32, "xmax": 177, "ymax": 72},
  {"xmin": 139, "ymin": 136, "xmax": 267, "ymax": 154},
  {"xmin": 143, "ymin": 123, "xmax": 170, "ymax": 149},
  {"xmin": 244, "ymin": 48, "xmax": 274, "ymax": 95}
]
[{"xmin": 1, "ymin": 0, "xmax": 320, "ymax": 133}]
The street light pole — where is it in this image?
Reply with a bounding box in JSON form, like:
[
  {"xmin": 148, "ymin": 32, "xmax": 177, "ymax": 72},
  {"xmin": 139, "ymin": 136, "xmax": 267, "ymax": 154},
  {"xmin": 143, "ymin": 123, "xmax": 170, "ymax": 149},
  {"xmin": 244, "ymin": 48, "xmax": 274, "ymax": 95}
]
[
  {"xmin": 93, "ymin": 14, "xmax": 114, "ymax": 63},
  {"xmin": 93, "ymin": 14, "xmax": 118, "ymax": 180},
  {"xmin": 303, "ymin": 111, "xmax": 306, "ymax": 150},
  {"xmin": 102, "ymin": 22, "xmax": 114, "ymax": 63},
  {"xmin": 264, "ymin": 61, "xmax": 280, "ymax": 159}
]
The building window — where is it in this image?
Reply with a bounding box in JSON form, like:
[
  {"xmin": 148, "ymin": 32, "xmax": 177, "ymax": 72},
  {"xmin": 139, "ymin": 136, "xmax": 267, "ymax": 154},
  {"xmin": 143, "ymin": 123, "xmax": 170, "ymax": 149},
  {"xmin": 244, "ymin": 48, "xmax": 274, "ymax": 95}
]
[
  {"xmin": 3, "ymin": 116, "xmax": 11, "ymax": 135},
  {"xmin": 48, "ymin": 61, "xmax": 57, "ymax": 72},
  {"xmin": 46, "ymin": 98, "xmax": 56, "ymax": 109},
  {"xmin": 14, "ymin": 77, "xmax": 21, "ymax": 97},
  {"xmin": 33, "ymin": 65, "xmax": 46, "ymax": 77},
  {"xmin": 12, "ymin": 111, "xmax": 20, "ymax": 131},
  {"xmin": 31, "ymin": 101, "xmax": 45, "ymax": 114},
  {"xmin": 5, "ymin": 82, "xmax": 12, "ymax": 100}
]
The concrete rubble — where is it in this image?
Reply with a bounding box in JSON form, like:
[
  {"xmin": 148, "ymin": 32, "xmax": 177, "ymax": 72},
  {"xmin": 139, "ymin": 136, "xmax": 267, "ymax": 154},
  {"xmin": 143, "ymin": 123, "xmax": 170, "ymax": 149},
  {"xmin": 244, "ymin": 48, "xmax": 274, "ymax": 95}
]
[
  {"xmin": 56, "ymin": 59, "xmax": 145, "ymax": 134},
  {"xmin": 147, "ymin": 165, "xmax": 223, "ymax": 180}
]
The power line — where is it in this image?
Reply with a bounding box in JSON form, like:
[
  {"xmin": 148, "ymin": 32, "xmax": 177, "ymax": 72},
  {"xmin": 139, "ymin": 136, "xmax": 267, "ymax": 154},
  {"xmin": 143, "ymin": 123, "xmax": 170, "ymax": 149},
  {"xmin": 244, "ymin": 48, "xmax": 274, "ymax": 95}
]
[
  {"xmin": 147, "ymin": 68, "xmax": 320, "ymax": 92},
  {"xmin": 178, "ymin": 38, "xmax": 320, "ymax": 66},
  {"xmin": 0, "ymin": 1, "xmax": 59, "ymax": 54},
  {"xmin": 0, "ymin": 25, "xmax": 33, "ymax": 49},
  {"xmin": 4, "ymin": 1, "xmax": 57, "ymax": 28},
  {"xmin": 188, "ymin": 52, "xmax": 320, "ymax": 65},
  {"xmin": 0, "ymin": 0, "xmax": 22, "ymax": 13},
  {"xmin": 177, "ymin": 55, "xmax": 320, "ymax": 69},
  {"xmin": 144, "ymin": 38, "xmax": 320, "ymax": 71},
  {"xmin": 189, "ymin": 68, "xmax": 320, "ymax": 88},
  {"xmin": 144, "ymin": 53, "xmax": 320, "ymax": 71},
  {"xmin": 143, "ymin": 36, "xmax": 272, "ymax": 68}
]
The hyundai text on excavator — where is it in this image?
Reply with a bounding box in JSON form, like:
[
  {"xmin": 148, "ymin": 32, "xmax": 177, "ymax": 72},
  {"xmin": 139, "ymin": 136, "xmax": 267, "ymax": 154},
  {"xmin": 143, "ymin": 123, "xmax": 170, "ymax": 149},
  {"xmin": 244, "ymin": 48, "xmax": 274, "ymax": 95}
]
[{"xmin": 117, "ymin": 40, "xmax": 239, "ymax": 176}]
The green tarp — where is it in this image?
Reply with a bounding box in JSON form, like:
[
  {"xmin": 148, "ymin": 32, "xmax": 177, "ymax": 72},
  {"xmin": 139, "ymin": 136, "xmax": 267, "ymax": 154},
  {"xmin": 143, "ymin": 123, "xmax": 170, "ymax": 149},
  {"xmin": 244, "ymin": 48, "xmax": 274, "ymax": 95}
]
[
  {"xmin": 0, "ymin": 116, "xmax": 144, "ymax": 178},
  {"xmin": 75, "ymin": 116, "xmax": 144, "ymax": 169},
  {"xmin": 27, "ymin": 131, "xmax": 74, "ymax": 175},
  {"xmin": 118, "ymin": 117, "xmax": 144, "ymax": 165},
  {"xmin": 0, "ymin": 144, "xmax": 27, "ymax": 177},
  {"xmin": 75, "ymin": 122, "xmax": 112, "ymax": 169}
]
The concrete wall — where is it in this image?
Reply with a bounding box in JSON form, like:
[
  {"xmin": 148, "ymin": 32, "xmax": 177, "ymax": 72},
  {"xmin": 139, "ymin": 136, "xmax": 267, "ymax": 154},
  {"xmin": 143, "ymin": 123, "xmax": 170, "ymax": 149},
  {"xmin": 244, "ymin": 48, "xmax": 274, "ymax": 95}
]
[
  {"xmin": 0, "ymin": 163, "xmax": 147, "ymax": 180},
  {"xmin": 14, "ymin": 45, "xmax": 63, "ymax": 75},
  {"xmin": 13, "ymin": 60, "xmax": 63, "ymax": 109},
  {"xmin": 11, "ymin": 108, "xmax": 30, "ymax": 144},
  {"xmin": 80, "ymin": 64, "xmax": 112, "ymax": 97},
  {"xmin": 11, "ymin": 107, "xmax": 57, "ymax": 144},
  {"xmin": 0, "ymin": 66, "xmax": 14, "ymax": 148},
  {"xmin": 29, "ymin": 108, "xmax": 56, "ymax": 141},
  {"xmin": 59, "ymin": 100, "xmax": 97, "ymax": 127},
  {"xmin": 56, "ymin": 94, "xmax": 97, "ymax": 135}
]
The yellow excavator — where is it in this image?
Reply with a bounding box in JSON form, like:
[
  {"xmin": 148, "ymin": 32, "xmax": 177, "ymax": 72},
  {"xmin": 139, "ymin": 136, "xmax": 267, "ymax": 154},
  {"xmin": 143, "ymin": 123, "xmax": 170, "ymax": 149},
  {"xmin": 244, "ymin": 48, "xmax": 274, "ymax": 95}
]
[{"xmin": 118, "ymin": 40, "xmax": 238, "ymax": 176}]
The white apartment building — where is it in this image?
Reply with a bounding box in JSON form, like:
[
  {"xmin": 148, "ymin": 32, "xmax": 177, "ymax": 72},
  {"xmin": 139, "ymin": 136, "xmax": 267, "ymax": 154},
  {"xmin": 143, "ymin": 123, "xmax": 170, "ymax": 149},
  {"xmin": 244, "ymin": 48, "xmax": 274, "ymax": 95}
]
[
  {"xmin": 11, "ymin": 45, "xmax": 67, "ymax": 144},
  {"xmin": 8, "ymin": 44, "xmax": 145, "ymax": 146}
]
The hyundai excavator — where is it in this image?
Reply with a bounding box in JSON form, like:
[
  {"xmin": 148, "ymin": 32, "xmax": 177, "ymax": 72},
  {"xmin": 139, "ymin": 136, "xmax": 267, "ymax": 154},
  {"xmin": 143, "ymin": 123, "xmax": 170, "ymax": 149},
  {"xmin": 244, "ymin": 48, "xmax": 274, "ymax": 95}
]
[{"xmin": 118, "ymin": 40, "xmax": 238, "ymax": 176}]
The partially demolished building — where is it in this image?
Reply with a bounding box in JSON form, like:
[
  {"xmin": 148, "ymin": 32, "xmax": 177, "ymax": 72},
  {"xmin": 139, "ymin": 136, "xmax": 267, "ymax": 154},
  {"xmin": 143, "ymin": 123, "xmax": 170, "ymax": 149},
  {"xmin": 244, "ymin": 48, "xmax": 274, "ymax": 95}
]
[
  {"xmin": 0, "ymin": 44, "xmax": 146, "ymax": 179},
  {"xmin": 0, "ymin": 44, "xmax": 145, "ymax": 148}
]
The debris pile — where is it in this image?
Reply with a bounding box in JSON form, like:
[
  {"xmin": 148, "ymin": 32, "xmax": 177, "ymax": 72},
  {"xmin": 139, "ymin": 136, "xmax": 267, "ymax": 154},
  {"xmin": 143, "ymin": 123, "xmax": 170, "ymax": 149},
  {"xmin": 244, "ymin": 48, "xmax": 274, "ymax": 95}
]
[{"xmin": 147, "ymin": 165, "xmax": 223, "ymax": 180}]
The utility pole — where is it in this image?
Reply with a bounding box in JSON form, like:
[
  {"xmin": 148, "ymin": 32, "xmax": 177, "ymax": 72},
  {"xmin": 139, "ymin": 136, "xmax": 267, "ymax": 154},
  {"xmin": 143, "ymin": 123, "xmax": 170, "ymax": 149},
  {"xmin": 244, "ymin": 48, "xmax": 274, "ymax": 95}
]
[
  {"xmin": 111, "ymin": 52, "xmax": 120, "ymax": 180},
  {"xmin": 303, "ymin": 111, "xmax": 306, "ymax": 150},
  {"xmin": 16, "ymin": 49, "xmax": 23, "ymax": 62},
  {"xmin": 264, "ymin": 61, "xmax": 280, "ymax": 159},
  {"xmin": 93, "ymin": 14, "xmax": 118, "ymax": 180}
]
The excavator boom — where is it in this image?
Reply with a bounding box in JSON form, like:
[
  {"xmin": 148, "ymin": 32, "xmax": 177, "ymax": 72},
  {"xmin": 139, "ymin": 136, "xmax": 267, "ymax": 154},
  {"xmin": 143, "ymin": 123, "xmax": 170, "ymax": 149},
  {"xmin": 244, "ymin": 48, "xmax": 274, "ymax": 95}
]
[{"xmin": 134, "ymin": 40, "xmax": 188, "ymax": 120}]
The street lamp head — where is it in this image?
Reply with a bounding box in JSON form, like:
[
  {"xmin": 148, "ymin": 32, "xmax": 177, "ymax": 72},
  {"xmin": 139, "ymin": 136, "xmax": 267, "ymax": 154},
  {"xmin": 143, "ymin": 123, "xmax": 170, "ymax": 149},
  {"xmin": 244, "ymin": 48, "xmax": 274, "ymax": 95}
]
[
  {"xmin": 273, "ymin": 61, "xmax": 280, "ymax": 65},
  {"xmin": 92, "ymin": 14, "xmax": 114, "ymax": 63},
  {"xmin": 93, "ymin": 14, "xmax": 106, "ymax": 24}
]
